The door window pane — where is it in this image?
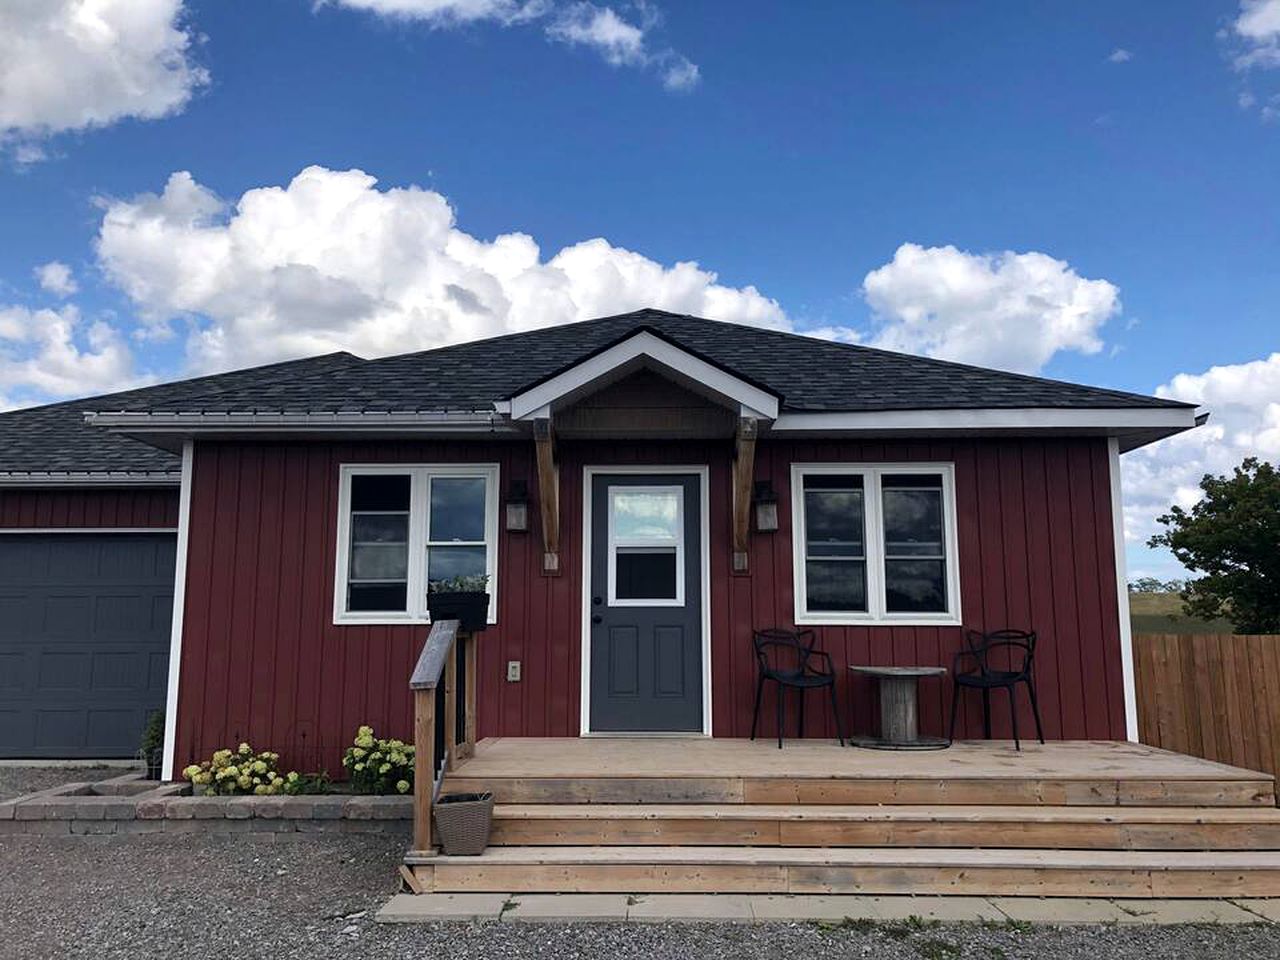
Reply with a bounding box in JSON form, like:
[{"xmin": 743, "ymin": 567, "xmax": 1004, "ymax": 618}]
[
  {"xmin": 611, "ymin": 490, "xmax": 680, "ymax": 542},
  {"xmin": 429, "ymin": 477, "xmax": 486, "ymax": 542},
  {"xmin": 615, "ymin": 547, "xmax": 678, "ymax": 600},
  {"xmin": 427, "ymin": 545, "xmax": 487, "ymax": 587}
]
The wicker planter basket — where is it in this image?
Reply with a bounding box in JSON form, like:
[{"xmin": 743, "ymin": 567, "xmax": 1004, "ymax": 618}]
[{"xmin": 433, "ymin": 792, "xmax": 494, "ymax": 855}]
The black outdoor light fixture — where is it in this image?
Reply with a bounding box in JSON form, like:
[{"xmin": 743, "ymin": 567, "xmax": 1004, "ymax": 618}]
[
  {"xmin": 505, "ymin": 479, "xmax": 530, "ymax": 532},
  {"xmin": 752, "ymin": 480, "xmax": 779, "ymax": 533}
]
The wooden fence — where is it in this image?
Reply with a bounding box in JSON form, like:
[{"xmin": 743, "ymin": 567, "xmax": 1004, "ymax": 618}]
[{"xmin": 1134, "ymin": 633, "xmax": 1280, "ymax": 779}]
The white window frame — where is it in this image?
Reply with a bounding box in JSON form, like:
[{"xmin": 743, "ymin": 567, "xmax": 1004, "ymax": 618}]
[
  {"xmin": 333, "ymin": 463, "xmax": 499, "ymax": 626},
  {"xmin": 791, "ymin": 462, "xmax": 962, "ymax": 626},
  {"xmin": 606, "ymin": 484, "xmax": 685, "ymax": 608}
]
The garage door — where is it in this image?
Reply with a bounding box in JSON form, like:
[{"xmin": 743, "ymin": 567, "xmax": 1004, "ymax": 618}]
[{"xmin": 0, "ymin": 533, "xmax": 176, "ymax": 758}]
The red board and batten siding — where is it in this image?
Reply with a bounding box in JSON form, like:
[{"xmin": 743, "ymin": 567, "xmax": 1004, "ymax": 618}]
[
  {"xmin": 172, "ymin": 437, "xmax": 1125, "ymax": 772},
  {"xmin": 0, "ymin": 487, "xmax": 179, "ymax": 528}
]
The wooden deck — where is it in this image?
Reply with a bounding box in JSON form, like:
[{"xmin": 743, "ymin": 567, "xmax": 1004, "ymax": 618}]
[
  {"xmin": 443, "ymin": 737, "xmax": 1276, "ymax": 806},
  {"xmin": 406, "ymin": 737, "xmax": 1280, "ymax": 898}
]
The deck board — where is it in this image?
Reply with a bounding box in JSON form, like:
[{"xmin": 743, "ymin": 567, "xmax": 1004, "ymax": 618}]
[{"xmin": 449, "ymin": 737, "xmax": 1272, "ymax": 782}]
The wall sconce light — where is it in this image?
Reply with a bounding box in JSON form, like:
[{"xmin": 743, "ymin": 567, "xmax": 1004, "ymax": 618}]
[
  {"xmin": 505, "ymin": 479, "xmax": 530, "ymax": 532},
  {"xmin": 753, "ymin": 480, "xmax": 779, "ymax": 533}
]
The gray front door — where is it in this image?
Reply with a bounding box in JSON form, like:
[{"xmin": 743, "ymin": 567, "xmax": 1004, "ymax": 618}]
[
  {"xmin": 0, "ymin": 533, "xmax": 175, "ymax": 758},
  {"xmin": 589, "ymin": 473, "xmax": 703, "ymax": 733}
]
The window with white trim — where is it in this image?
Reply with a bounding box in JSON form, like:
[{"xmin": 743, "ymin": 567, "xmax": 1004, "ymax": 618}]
[
  {"xmin": 606, "ymin": 485, "xmax": 684, "ymax": 606},
  {"xmin": 334, "ymin": 464, "xmax": 499, "ymax": 624},
  {"xmin": 791, "ymin": 464, "xmax": 961, "ymax": 625}
]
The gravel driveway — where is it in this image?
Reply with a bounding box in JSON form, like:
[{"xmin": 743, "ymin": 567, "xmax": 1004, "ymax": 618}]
[{"xmin": 3, "ymin": 830, "xmax": 1280, "ymax": 960}]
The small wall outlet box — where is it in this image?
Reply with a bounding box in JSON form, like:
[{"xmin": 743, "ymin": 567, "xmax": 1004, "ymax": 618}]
[{"xmin": 506, "ymin": 661, "xmax": 522, "ymax": 682}]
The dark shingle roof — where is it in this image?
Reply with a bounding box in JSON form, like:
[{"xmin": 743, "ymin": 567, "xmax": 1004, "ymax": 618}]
[
  {"xmin": 0, "ymin": 352, "xmax": 361, "ymax": 476},
  {"xmin": 113, "ymin": 309, "xmax": 1190, "ymax": 415},
  {"xmin": 0, "ymin": 309, "xmax": 1189, "ymax": 477}
]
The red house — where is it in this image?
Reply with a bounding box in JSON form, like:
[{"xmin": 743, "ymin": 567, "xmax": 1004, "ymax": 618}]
[{"xmin": 0, "ymin": 308, "xmax": 1200, "ymax": 776}]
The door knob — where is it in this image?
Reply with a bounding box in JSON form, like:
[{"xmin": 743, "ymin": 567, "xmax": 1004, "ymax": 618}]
[
  {"xmin": 591, "ymin": 614, "xmax": 603, "ymax": 624},
  {"xmin": 592, "ymin": 596, "xmax": 602, "ymax": 605}
]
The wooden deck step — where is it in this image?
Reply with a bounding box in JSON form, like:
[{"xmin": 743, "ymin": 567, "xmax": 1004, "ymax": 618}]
[
  {"xmin": 446, "ymin": 774, "xmax": 1275, "ymax": 807},
  {"xmin": 443, "ymin": 737, "xmax": 1277, "ymax": 808},
  {"xmin": 488, "ymin": 803, "xmax": 1280, "ymax": 850},
  {"xmin": 407, "ymin": 845, "xmax": 1280, "ymax": 898}
]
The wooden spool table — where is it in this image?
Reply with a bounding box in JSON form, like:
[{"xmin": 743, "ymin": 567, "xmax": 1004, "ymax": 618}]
[{"xmin": 849, "ymin": 665, "xmax": 950, "ymax": 750}]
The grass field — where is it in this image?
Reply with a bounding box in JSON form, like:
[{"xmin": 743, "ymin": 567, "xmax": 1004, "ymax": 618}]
[{"xmin": 1129, "ymin": 591, "xmax": 1235, "ymax": 635}]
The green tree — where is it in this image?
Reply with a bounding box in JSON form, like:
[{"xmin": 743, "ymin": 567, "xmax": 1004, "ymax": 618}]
[{"xmin": 1148, "ymin": 458, "xmax": 1280, "ymax": 633}]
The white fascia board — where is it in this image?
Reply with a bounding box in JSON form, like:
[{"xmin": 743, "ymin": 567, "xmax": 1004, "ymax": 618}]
[
  {"xmin": 771, "ymin": 406, "xmax": 1198, "ymax": 433},
  {"xmin": 0, "ymin": 471, "xmax": 180, "ymax": 486},
  {"xmin": 507, "ymin": 330, "xmax": 780, "ymax": 421}
]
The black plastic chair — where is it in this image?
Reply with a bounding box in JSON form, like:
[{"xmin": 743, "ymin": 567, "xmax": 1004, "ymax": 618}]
[
  {"xmin": 948, "ymin": 628, "xmax": 1045, "ymax": 751},
  {"xmin": 750, "ymin": 628, "xmax": 846, "ymax": 749}
]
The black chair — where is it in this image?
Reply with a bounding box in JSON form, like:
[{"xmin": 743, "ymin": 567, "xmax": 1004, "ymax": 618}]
[
  {"xmin": 750, "ymin": 628, "xmax": 846, "ymax": 749},
  {"xmin": 948, "ymin": 628, "xmax": 1045, "ymax": 751}
]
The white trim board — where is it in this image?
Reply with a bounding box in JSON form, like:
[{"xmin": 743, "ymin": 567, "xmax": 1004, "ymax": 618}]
[
  {"xmin": 509, "ymin": 331, "xmax": 779, "ymax": 421},
  {"xmin": 580, "ymin": 465, "xmax": 713, "ymax": 737},
  {"xmin": 1109, "ymin": 438, "xmax": 1139, "ymax": 742},
  {"xmin": 160, "ymin": 440, "xmax": 194, "ymax": 782}
]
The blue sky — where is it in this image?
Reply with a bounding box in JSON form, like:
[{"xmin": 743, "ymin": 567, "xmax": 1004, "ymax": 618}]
[{"xmin": 1, "ymin": 1, "xmax": 1278, "ymax": 577}]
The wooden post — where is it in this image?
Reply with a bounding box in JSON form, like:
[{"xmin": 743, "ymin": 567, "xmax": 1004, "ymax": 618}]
[
  {"xmin": 462, "ymin": 632, "xmax": 478, "ymax": 759},
  {"xmin": 412, "ymin": 686, "xmax": 435, "ymax": 852},
  {"xmin": 444, "ymin": 642, "xmax": 458, "ymax": 769},
  {"xmin": 535, "ymin": 417, "xmax": 560, "ymax": 573},
  {"xmin": 732, "ymin": 417, "xmax": 758, "ymax": 573}
]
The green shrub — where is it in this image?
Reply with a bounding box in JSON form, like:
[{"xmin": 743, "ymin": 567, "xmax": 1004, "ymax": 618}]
[{"xmin": 342, "ymin": 724, "xmax": 414, "ymax": 795}]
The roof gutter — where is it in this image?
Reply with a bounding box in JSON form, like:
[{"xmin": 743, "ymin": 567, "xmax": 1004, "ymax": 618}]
[
  {"xmin": 0, "ymin": 471, "xmax": 181, "ymax": 486},
  {"xmin": 84, "ymin": 409, "xmax": 518, "ymax": 435},
  {"xmin": 769, "ymin": 406, "xmax": 1200, "ymax": 433}
]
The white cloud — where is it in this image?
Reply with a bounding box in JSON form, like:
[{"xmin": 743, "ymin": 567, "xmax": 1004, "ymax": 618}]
[
  {"xmin": 1108, "ymin": 47, "xmax": 1133, "ymax": 63},
  {"xmin": 0, "ymin": 303, "xmax": 141, "ymax": 402},
  {"xmin": 0, "ymin": 0, "xmax": 206, "ymax": 154},
  {"xmin": 94, "ymin": 165, "xmax": 794, "ymax": 372},
  {"xmin": 1238, "ymin": 0, "xmax": 1280, "ymax": 36},
  {"xmin": 1228, "ymin": 1, "xmax": 1280, "ymax": 118},
  {"xmin": 1122, "ymin": 352, "xmax": 1280, "ymax": 575},
  {"xmin": 34, "ymin": 262, "xmax": 79, "ymax": 298},
  {"xmin": 318, "ymin": 0, "xmax": 544, "ymax": 24},
  {"xmin": 326, "ymin": 0, "xmax": 698, "ymax": 90},
  {"xmin": 860, "ymin": 243, "xmax": 1120, "ymax": 374},
  {"xmin": 548, "ymin": 4, "xmax": 645, "ymax": 65}
]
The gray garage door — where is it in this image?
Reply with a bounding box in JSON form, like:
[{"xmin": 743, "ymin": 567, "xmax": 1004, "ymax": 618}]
[{"xmin": 0, "ymin": 533, "xmax": 175, "ymax": 758}]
